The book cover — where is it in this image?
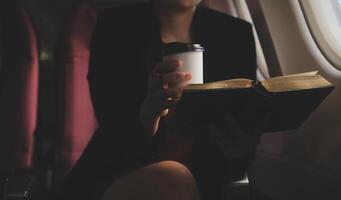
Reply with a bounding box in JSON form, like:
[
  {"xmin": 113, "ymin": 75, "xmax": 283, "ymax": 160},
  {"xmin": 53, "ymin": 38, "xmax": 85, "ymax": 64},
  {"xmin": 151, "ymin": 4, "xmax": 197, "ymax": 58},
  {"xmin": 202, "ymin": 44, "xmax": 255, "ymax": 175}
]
[{"xmin": 172, "ymin": 71, "xmax": 335, "ymax": 134}]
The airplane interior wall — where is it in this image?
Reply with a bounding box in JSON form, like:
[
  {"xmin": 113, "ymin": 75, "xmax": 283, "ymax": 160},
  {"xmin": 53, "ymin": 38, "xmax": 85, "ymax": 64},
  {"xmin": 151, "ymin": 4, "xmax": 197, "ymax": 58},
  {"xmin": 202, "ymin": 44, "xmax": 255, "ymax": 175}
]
[
  {"xmin": 252, "ymin": 0, "xmax": 341, "ymax": 173},
  {"xmin": 247, "ymin": 0, "xmax": 341, "ymax": 199}
]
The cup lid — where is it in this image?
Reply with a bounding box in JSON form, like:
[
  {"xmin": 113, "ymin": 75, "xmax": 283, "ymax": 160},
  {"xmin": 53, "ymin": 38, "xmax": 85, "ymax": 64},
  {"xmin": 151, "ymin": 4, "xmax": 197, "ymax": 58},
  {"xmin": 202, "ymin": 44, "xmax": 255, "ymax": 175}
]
[{"xmin": 162, "ymin": 42, "xmax": 204, "ymax": 56}]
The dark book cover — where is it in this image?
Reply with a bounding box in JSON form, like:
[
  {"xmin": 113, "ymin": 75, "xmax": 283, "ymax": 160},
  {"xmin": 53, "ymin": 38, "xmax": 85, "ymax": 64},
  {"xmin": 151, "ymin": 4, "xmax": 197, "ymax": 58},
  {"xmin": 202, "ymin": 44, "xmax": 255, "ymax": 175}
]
[
  {"xmin": 172, "ymin": 82, "xmax": 334, "ymax": 134},
  {"xmin": 264, "ymin": 86, "xmax": 335, "ymax": 132}
]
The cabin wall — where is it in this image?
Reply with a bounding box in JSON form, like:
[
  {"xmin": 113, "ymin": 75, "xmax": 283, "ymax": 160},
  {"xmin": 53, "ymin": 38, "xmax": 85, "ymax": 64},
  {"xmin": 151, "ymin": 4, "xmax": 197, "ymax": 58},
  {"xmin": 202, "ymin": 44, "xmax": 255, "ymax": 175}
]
[
  {"xmin": 254, "ymin": 0, "xmax": 341, "ymax": 173},
  {"xmin": 248, "ymin": 0, "xmax": 341, "ymax": 199}
]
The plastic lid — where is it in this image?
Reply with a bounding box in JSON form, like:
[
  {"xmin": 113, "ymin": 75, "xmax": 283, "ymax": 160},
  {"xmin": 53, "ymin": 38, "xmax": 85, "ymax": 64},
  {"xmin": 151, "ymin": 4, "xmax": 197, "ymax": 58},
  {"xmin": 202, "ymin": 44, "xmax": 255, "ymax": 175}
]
[{"xmin": 162, "ymin": 42, "xmax": 204, "ymax": 56}]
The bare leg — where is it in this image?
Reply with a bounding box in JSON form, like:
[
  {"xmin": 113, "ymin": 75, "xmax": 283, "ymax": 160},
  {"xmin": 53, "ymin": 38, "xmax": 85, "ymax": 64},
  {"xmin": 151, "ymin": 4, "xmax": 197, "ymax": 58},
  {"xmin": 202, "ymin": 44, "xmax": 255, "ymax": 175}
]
[{"xmin": 100, "ymin": 161, "xmax": 201, "ymax": 200}]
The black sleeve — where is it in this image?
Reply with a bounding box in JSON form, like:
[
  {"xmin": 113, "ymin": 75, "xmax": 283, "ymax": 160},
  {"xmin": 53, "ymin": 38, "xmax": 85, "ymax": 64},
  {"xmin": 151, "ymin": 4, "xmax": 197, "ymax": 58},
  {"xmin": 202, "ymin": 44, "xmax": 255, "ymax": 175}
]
[
  {"xmin": 87, "ymin": 8, "xmax": 153, "ymax": 171},
  {"xmin": 53, "ymin": 9, "xmax": 153, "ymax": 200},
  {"xmin": 229, "ymin": 21, "xmax": 257, "ymax": 80}
]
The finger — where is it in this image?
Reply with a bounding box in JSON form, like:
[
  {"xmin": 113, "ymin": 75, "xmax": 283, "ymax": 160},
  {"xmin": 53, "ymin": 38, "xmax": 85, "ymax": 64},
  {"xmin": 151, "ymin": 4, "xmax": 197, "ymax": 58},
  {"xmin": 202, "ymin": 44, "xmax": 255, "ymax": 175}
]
[
  {"xmin": 148, "ymin": 74, "xmax": 172, "ymax": 92},
  {"xmin": 148, "ymin": 89, "xmax": 182, "ymax": 110},
  {"xmin": 151, "ymin": 88, "xmax": 183, "ymax": 101},
  {"xmin": 148, "ymin": 75, "xmax": 171, "ymax": 92},
  {"xmin": 159, "ymin": 109, "xmax": 169, "ymax": 117},
  {"xmin": 147, "ymin": 98, "xmax": 177, "ymax": 118},
  {"xmin": 167, "ymin": 88, "xmax": 183, "ymax": 101},
  {"xmin": 148, "ymin": 73, "xmax": 164, "ymax": 91},
  {"xmin": 153, "ymin": 60, "xmax": 181, "ymax": 74},
  {"xmin": 149, "ymin": 71, "xmax": 188, "ymax": 92},
  {"xmin": 158, "ymin": 99, "xmax": 179, "ymax": 112},
  {"xmin": 162, "ymin": 72, "xmax": 192, "ymax": 87}
]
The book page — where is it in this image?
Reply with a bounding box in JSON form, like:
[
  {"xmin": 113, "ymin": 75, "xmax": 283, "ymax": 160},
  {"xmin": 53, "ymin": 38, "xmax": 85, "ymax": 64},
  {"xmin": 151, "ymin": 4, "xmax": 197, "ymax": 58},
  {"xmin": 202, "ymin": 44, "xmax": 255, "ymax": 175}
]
[
  {"xmin": 261, "ymin": 75, "xmax": 333, "ymax": 92},
  {"xmin": 184, "ymin": 78, "xmax": 253, "ymax": 91},
  {"xmin": 264, "ymin": 71, "xmax": 319, "ymax": 82},
  {"xmin": 276, "ymin": 71, "xmax": 318, "ymax": 78}
]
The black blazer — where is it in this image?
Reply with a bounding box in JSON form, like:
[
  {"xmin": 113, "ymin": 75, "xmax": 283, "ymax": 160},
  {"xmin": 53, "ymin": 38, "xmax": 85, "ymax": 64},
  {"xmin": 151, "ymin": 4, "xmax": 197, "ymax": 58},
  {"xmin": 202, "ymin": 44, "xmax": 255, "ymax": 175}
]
[{"xmin": 55, "ymin": 2, "xmax": 257, "ymax": 200}]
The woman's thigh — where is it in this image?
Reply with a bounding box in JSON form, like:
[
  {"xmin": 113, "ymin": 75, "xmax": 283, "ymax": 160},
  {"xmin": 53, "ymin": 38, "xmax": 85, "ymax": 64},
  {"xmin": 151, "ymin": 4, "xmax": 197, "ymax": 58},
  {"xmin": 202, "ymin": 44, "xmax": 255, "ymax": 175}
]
[{"xmin": 100, "ymin": 161, "xmax": 201, "ymax": 200}]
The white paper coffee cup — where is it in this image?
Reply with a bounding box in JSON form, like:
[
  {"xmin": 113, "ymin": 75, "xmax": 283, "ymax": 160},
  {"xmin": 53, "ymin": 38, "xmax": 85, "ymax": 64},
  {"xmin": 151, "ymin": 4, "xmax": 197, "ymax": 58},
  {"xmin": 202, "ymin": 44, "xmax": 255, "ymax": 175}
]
[{"xmin": 162, "ymin": 43, "xmax": 204, "ymax": 84}]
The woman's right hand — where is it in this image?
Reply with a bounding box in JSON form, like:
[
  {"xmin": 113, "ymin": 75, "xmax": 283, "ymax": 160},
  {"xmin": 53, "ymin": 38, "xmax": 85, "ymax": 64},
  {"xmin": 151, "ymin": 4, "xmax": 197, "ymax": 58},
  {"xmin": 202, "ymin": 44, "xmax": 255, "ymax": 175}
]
[{"xmin": 140, "ymin": 60, "xmax": 192, "ymax": 136}]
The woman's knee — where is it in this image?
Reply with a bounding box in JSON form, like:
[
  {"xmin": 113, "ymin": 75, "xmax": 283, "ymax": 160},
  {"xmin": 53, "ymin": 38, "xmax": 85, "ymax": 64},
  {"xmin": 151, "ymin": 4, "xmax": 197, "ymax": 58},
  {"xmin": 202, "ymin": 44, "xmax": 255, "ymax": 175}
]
[
  {"xmin": 146, "ymin": 161, "xmax": 196, "ymax": 186},
  {"xmin": 101, "ymin": 161, "xmax": 200, "ymax": 200},
  {"xmin": 142, "ymin": 161, "xmax": 200, "ymax": 199}
]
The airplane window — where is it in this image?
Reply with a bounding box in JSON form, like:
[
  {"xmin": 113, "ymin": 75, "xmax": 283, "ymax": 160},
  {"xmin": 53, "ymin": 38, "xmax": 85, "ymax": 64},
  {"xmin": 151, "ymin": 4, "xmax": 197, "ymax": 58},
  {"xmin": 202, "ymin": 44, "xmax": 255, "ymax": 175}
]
[{"xmin": 300, "ymin": 0, "xmax": 341, "ymax": 70}]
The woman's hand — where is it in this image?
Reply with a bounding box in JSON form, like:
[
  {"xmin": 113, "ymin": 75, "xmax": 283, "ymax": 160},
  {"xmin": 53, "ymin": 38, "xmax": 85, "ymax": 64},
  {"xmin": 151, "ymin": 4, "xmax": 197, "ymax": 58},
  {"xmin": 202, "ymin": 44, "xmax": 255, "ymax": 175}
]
[
  {"xmin": 208, "ymin": 114, "xmax": 271, "ymax": 160},
  {"xmin": 140, "ymin": 60, "xmax": 192, "ymax": 136}
]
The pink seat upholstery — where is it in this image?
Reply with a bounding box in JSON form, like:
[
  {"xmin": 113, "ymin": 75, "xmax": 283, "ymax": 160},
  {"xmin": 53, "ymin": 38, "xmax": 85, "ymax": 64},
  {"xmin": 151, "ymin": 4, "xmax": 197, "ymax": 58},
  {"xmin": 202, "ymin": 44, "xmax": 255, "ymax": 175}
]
[
  {"xmin": 56, "ymin": 0, "xmax": 143, "ymax": 182},
  {"xmin": 0, "ymin": 1, "xmax": 39, "ymax": 175},
  {"xmin": 56, "ymin": 3, "xmax": 99, "ymax": 178}
]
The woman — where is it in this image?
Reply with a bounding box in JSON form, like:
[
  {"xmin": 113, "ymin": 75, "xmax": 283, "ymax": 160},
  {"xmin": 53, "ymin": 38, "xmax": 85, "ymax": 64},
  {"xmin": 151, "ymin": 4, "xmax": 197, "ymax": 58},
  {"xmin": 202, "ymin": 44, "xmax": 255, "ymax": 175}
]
[{"xmin": 54, "ymin": 0, "xmax": 267, "ymax": 199}]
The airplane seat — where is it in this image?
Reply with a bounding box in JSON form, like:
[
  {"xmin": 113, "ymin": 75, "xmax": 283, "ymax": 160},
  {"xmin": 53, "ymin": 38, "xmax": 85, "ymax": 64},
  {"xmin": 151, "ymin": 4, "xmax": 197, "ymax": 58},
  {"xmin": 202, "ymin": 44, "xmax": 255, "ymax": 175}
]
[
  {"xmin": 55, "ymin": 2, "xmax": 99, "ymax": 183},
  {"xmin": 0, "ymin": 0, "xmax": 39, "ymax": 198}
]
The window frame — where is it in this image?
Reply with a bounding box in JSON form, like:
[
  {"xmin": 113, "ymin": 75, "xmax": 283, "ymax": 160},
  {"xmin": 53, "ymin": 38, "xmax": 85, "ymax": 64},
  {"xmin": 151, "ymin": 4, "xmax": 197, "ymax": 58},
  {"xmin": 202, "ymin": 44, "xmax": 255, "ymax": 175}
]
[{"xmin": 299, "ymin": 0, "xmax": 341, "ymax": 70}]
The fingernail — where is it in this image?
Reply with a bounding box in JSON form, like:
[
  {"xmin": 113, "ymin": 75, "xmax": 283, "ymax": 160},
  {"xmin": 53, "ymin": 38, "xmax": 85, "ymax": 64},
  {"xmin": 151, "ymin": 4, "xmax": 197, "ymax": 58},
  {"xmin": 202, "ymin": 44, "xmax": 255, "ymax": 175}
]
[
  {"xmin": 175, "ymin": 60, "xmax": 181, "ymax": 67},
  {"xmin": 185, "ymin": 74, "xmax": 192, "ymax": 80}
]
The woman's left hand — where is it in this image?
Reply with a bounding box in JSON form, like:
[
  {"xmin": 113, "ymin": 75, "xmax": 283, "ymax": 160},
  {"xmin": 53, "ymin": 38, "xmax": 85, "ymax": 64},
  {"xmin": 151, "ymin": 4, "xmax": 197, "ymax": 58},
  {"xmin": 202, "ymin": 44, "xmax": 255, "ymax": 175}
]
[{"xmin": 208, "ymin": 114, "xmax": 271, "ymax": 161}]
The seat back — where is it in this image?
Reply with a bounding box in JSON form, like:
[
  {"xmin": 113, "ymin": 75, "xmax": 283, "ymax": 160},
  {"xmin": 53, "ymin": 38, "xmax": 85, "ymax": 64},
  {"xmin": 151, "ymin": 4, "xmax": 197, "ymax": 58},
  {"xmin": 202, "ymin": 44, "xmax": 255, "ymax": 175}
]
[
  {"xmin": 56, "ymin": 2, "xmax": 99, "ymax": 179},
  {"xmin": 0, "ymin": 1, "xmax": 39, "ymax": 175},
  {"xmin": 55, "ymin": 0, "xmax": 142, "ymax": 182}
]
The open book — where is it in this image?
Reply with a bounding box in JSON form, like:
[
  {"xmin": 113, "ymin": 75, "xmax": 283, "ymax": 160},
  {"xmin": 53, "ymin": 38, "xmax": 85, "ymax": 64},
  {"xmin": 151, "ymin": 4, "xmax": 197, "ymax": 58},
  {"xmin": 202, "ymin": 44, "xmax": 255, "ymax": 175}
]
[{"xmin": 174, "ymin": 71, "xmax": 334, "ymax": 133}]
